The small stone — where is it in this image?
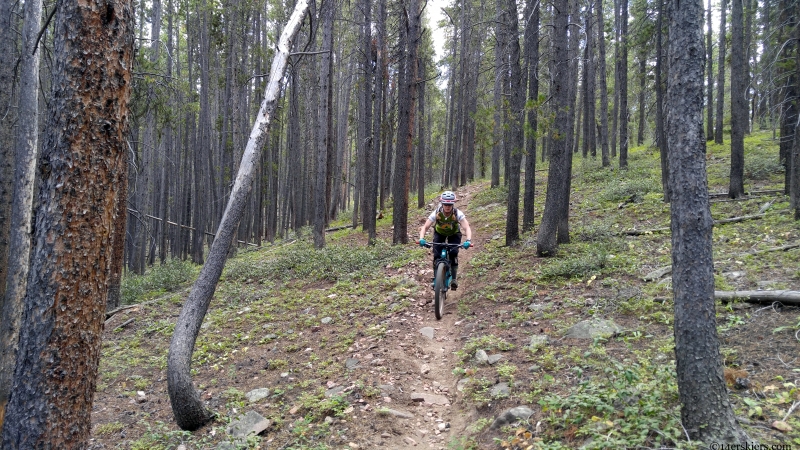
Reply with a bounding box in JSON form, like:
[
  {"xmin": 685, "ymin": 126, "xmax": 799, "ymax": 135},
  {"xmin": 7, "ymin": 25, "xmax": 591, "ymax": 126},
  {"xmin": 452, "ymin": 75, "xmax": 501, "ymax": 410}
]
[
  {"xmin": 325, "ymin": 386, "xmax": 346, "ymax": 398},
  {"xmin": 490, "ymin": 406, "xmax": 534, "ymax": 430},
  {"xmin": 474, "ymin": 350, "xmax": 489, "ymax": 364},
  {"xmin": 345, "ymin": 358, "xmax": 360, "ymax": 370},
  {"xmin": 404, "ymin": 436, "xmax": 417, "ymax": 446},
  {"xmin": 419, "ymin": 327, "xmax": 435, "ymax": 339},
  {"xmin": 487, "ymin": 354, "xmax": 503, "ymax": 365},
  {"xmin": 227, "ymin": 411, "xmax": 271, "ymax": 438},
  {"xmin": 321, "ymin": 317, "xmax": 333, "ymax": 324},
  {"xmin": 420, "ymin": 364, "xmax": 431, "ymax": 374},
  {"xmin": 410, "ymin": 393, "xmax": 449, "ymax": 405},
  {"xmin": 490, "ymin": 382, "xmax": 510, "ymax": 398},
  {"xmin": 378, "ymin": 408, "xmax": 414, "ymax": 419},
  {"xmin": 245, "ymin": 388, "xmax": 270, "ymax": 403},
  {"xmin": 773, "ymin": 421, "xmax": 793, "ymax": 432}
]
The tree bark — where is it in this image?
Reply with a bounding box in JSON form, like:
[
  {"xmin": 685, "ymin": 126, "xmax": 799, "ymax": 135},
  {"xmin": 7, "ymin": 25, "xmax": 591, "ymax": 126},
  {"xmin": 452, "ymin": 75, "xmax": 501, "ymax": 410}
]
[
  {"xmin": 167, "ymin": 0, "xmax": 309, "ymax": 430},
  {"xmin": 417, "ymin": 57, "xmax": 426, "ymax": 209},
  {"xmin": 618, "ymin": 0, "xmax": 629, "ymax": 168},
  {"xmin": 0, "ymin": 0, "xmax": 42, "ymax": 427},
  {"xmin": 504, "ymin": 0, "xmax": 524, "ymax": 246},
  {"xmin": 666, "ymin": 0, "xmax": 748, "ymax": 444},
  {"xmin": 706, "ymin": 0, "xmax": 714, "ymax": 140},
  {"xmin": 392, "ymin": 0, "xmax": 418, "ymax": 245},
  {"xmin": 1, "ymin": 0, "xmax": 134, "ymax": 443},
  {"xmin": 522, "ymin": 0, "xmax": 540, "ymax": 233},
  {"xmin": 491, "ymin": 13, "xmax": 503, "ymax": 188},
  {"xmin": 537, "ymin": 0, "xmax": 570, "ymax": 256},
  {"xmin": 597, "ymin": 0, "xmax": 611, "ymax": 167},
  {"xmin": 729, "ymin": 0, "xmax": 746, "ymax": 198},
  {"xmin": 715, "ymin": 0, "xmax": 727, "ymax": 144},
  {"xmin": 656, "ymin": 0, "xmax": 670, "ymax": 202},
  {"xmin": 313, "ymin": 0, "xmax": 333, "ymax": 248},
  {"xmin": 0, "ymin": 0, "xmax": 20, "ymax": 311}
]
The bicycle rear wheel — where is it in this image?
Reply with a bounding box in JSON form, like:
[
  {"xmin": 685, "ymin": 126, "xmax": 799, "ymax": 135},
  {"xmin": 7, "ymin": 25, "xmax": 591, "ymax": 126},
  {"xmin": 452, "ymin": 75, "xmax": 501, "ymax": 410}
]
[{"xmin": 434, "ymin": 263, "xmax": 447, "ymax": 320}]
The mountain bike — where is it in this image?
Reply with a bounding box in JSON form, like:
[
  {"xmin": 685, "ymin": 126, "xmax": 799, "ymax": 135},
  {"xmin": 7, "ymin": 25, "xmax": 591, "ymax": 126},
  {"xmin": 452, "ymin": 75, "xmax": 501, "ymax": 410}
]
[{"xmin": 423, "ymin": 242, "xmax": 467, "ymax": 320}]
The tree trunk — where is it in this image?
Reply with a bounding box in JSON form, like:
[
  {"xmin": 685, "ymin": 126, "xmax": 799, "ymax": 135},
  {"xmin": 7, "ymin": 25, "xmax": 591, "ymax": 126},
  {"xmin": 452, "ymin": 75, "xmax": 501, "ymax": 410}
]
[
  {"xmin": 167, "ymin": 0, "xmax": 309, "ymax": 430},
  {"xmin": 792, "ymin": 14, "xmax": 800, "ymax": 220},
  {"xmin": 392, "ymin": 0, "xmax": 418, "ymax": 245},
  {"xmin": 715, "ymin": 0, "xmax": 727, "ymax": 144},
  {"xmin": 729, "ymin": 0, "xmax": 746, "ymax": 198},
  {"xmin": 597, "ymin": 0, "xmax": 611, "ymax": 167},
  {"xmin": 313, "ymin": 0, "xmax": 333, "ymax": 249},
  {"xmin": 666, "ymin": 0, "xmax": 748, "ymax": 444},
  {"xmin": 637, "ymin": 57, "xmax": 646, "ymax": 145},
  {"xmin": 0, "ymin": 0, "xmax": 133, "ymax": 443},
  {"xmin": 0, "ymin": 0, "xmax": 19, "ymax": 312},
  {"xmin": 504, "ymin": 0, "xmax": 524, "ymax": 246},
  {"xmin": 656, "ymin": 0, "xmax": 670, "ymax": 202},
  {"xmin": 537, "ymin": 0, "xmax": 570, "ymax": 256},
  {"xmin": 417, "ymin": 57, "xmax": 426, "ymax": 209},
  {"xmin": 522, "ymin": 0, "xmax": 540, "ymax": 233},
  {"xmin": 612, "ymin": 0, "xmax": 620, "ymax": 157},
  {"xmin": 585, "ymin": 2, "xmax": 597, "ymax": 158},
  {"xmin": 361, "ymin": 0, "xmax": 378, "ymax": 243},
  {"xmin": 619, "ymin": 0, "xmax": 629, "ymax": 168},
  {"xmin": 0, "ymin": 0, "xmax": 42, "ymax": 427},
  {"xmin": 706, "ymin": 0, "xmax": 714, "ymax": 140},
  {"xmin": 491, "ymin": 17, "xmax": 503, "ymax": 188}
]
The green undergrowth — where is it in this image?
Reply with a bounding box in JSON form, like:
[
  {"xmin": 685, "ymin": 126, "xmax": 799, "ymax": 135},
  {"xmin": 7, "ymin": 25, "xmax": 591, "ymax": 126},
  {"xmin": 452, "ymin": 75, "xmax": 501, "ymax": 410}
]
[
  {"xmin": 536, "ymin": 357, "xmax": 699, "ymax": 450},
  {"xmin": 120, "ymin": 259, "xmax": 198, "ymax": 305},
  {"xmin": 222, "ymin": 237, "xmax": 410, "ymax": 283}
]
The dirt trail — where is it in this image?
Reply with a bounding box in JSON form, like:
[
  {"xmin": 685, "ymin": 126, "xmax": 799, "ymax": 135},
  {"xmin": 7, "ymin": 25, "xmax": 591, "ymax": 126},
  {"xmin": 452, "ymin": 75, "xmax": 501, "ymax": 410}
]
[{"xmin": 377, "ymin": 187, "xmax": 482, "ymax": 450}]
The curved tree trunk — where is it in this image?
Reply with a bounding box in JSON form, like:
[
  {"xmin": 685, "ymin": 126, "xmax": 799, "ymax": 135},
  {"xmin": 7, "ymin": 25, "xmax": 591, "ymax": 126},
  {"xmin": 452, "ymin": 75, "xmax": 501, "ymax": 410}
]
[{"xmin": 167, "ymin": 0, "xmax": 309, "ymax": 430}]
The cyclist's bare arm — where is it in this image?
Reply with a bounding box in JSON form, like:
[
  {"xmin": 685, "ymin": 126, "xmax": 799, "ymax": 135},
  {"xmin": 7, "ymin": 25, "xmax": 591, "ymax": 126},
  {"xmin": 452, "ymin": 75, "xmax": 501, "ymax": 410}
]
[
  {"xmin": 459, "ymin": 218, "xmax": 472, "ymax": 241},
  {"xmin": 419, "ymin": 218, "xmax": 434, "ymax": 240}
]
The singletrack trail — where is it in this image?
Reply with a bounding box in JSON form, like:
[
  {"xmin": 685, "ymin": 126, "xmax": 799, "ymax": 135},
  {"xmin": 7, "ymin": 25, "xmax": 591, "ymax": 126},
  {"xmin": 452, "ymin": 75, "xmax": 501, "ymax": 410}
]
[{"xmin": 377, "ymin": 186, "xmax": 483, "ymax": 450}]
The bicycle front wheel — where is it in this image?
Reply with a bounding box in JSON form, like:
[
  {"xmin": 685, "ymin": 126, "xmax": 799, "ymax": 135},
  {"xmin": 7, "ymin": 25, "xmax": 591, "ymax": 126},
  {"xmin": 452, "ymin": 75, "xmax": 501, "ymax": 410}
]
[{"xmin": 434, "ymin": 263, "xmax": 447, "ymax": 320}]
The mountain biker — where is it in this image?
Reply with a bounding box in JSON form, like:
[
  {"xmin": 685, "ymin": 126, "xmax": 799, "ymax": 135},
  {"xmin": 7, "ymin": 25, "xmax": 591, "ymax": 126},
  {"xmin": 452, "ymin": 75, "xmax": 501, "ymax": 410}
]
[{"xmin": 418, "ymin": 191, "xmax": 472, "ymax": 290}]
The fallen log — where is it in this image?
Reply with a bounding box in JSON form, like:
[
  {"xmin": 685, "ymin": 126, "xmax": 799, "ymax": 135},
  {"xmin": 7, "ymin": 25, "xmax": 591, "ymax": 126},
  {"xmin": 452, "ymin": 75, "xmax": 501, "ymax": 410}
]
[
  {"xmin": 708, "ymin": 189, "xmax": 783, "ymax": 199},
  {"xmin": 624, "ymin": 213, "xmax": 765, "ymax": 235},
  {"xmin": 715, "ymin": 290, "xmax": 800, "ymax": 305},
  {"xmin": 325, "ymin": 224, "xmax": 356, "ymax": 233},
  {"xmin": 740, "ymin": 242, "xmax": 800, "ymax": 256}
]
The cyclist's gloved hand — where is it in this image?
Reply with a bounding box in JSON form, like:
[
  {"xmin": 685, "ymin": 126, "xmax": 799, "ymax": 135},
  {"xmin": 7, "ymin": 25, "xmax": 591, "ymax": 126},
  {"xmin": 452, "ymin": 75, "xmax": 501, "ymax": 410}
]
[
  {"xmin": 419, "ymin": 238, "xmax": 427, "ymax": 247},
  {"xmin": 463, "ymin": 240, "xmax": 471, "ymax": 249}
]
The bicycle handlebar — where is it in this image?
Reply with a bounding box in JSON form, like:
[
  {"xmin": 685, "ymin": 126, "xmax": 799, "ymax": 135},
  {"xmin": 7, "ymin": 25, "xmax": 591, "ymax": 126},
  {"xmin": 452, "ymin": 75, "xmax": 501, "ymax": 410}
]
[{"xmin": 422, "ymin": 242, "xmax": 470, "ymax": 249}]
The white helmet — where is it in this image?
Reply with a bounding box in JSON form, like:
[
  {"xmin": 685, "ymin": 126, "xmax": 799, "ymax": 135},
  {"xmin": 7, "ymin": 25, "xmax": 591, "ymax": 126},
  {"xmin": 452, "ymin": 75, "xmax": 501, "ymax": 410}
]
[{"xmin": 440, "ymin": 191, "xmax": 457, "ymax": 205}]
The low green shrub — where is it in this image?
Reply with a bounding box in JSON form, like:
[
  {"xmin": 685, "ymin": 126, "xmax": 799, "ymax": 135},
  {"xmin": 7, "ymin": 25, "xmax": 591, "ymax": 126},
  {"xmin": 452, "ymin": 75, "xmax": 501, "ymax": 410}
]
[{"xmin": 121, "ymin": 259, "xmax": 196, "ymax": 305}]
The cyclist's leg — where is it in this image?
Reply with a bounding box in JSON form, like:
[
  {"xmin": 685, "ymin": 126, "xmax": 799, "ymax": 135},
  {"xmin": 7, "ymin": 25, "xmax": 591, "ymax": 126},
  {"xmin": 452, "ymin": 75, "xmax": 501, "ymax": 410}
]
[
  {"xmin": 448, "ymin": 233, "xmax": 462, "ymax": 289},
  {"xmin": 432, "ymin": 231, "xmax": 447, "ymax": 270}
]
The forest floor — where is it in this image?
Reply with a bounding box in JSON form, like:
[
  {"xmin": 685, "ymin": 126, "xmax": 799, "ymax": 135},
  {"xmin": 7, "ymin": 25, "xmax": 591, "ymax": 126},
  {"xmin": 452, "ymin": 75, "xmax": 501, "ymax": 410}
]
[{"xmin": 90, "ymin": 134, "xmax": 800, "ymax": 449}]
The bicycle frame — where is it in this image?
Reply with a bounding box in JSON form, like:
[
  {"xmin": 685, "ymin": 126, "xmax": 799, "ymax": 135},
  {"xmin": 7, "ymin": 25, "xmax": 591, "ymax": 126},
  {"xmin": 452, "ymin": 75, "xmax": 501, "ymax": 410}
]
[{"xmin": 427, "ymin": 242, "xmax": 462, "ymax": 291}]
